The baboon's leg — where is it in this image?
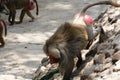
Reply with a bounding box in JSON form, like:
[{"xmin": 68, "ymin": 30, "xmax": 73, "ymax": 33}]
[
  {"xmin": 11, "ymin": 12, "xmax": 16, "ymax": 25},
  {"xmin": 16, "ymin": 8, "xmax": 27, "ymax": 24},
  {"xmin": 8, "ymin": 11, "xmax": 16, "ymax": 25},
  {"xmin": 76, "ymin": 53, "xmax": 83, "ymax": 68},
  {"xmin": 71, "ymin": 52, "xmax": 84, "ymax": 77},
  {"xmin": 63, "ymin": 58, "xmax": 74, "ymax": 80},
  {"xmin": 26, "ymin": 10, "xmax": 35, "ymax": 22}
]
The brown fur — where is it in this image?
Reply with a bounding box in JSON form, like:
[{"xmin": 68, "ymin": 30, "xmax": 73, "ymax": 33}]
[
  {"xmin": 44, "ymin": 22, "xmax": 89, "ymax": 80},
  {"xmin": 43, "ymin": 0, "xmax": 120, "ymax": 80}
]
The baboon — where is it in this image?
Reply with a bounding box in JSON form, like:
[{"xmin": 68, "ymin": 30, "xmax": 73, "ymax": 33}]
[
  {"xmin": 0, "ymin": 19, "xmax": 7, "ymax": 47},
  {"xmin": 43, "ymin": 0, "xmax": 120, "ymax": 80},
  {"xmin": 1, "ymin": 0, "xmax": 39, "ymax": 25}
]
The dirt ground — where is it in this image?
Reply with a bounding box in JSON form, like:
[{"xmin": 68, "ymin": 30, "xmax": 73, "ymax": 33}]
[{"xmin": 0, "ymin": 0, "xmax": 108, "ymax": 80}]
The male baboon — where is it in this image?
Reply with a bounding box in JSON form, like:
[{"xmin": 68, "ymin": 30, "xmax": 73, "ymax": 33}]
[{"xmin": 43, "ymin": 0, "xmax": 120, "ymax": 80}]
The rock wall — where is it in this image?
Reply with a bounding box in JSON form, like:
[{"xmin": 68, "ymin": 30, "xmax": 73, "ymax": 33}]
[{"xmin": 32, "ymin": 6, "xmax": 120, "ymax": 80}]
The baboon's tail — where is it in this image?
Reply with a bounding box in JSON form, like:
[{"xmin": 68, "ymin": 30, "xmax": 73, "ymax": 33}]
[
  {"xmin": 80, "ymin": 0, "xmax": 120, "ymax": 16},
  {"xmin": 34, "ymin": 0, "xmax": 39, "ymax": 15}
]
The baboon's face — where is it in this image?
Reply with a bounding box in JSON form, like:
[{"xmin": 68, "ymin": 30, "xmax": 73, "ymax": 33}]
[{"xmin": 43, "ymin": 44, "xmax": 61, "ymax": 64}]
